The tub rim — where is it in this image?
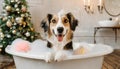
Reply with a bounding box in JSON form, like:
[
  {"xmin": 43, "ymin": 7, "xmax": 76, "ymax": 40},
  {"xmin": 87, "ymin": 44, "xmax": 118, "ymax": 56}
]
[{"xmin": 5, "ymin": 43, "xmax": 113, "ymax": 61}]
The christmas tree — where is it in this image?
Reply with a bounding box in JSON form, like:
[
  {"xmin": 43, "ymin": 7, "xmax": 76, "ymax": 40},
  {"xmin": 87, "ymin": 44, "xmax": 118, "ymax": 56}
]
[{"xmin": 0, "ymin": 0, "xmax": 38, "ymax": 54}]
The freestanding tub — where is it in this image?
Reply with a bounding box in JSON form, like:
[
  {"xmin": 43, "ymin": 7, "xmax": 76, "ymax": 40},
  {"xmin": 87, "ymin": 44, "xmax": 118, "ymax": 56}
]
[{"xmin": 5, "ymin": 41, "xmax": 113, "ymax": 69}]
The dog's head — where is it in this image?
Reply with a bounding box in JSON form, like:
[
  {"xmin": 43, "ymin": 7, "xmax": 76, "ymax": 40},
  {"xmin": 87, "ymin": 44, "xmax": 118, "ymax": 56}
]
[{"xmin": 41, "ymin": 11, "xmax": 78, "ymax": 42}]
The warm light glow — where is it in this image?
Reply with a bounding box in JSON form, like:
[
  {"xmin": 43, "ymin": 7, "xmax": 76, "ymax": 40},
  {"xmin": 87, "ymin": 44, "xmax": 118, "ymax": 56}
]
[
  {"xmin": 84, "ymin": 0, "xmax": 86, "ymax": 5},
  {"xmin": 84, "ymin": 0, "xmax": 104, "ymax": 14},
  {"xmin": 87, "ymin": 0, "xmax": 90, "ymax": 6},
  {"xmin": 84, "ymin": 0, "xmax": 90, "ymax": 6},
  {"xmin": 98, "ymin": 0, "xmax": 103, "ymax": 6}
]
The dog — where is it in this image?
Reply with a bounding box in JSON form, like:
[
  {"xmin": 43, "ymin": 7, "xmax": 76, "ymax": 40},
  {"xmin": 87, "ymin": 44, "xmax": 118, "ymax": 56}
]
[{"xmin": 41, "ymin": 10, "xmax": 78, "ymax": 62}]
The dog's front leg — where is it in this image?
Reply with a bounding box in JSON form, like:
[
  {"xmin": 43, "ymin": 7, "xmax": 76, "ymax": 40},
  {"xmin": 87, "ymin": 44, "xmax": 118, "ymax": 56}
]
[
  {"xmin": 45, "ymin": 51, "xmax": 54, "ymax": 63},
  {"xmin": 55, "ymin": 50, "xmax": 72, "ymax": 62}
]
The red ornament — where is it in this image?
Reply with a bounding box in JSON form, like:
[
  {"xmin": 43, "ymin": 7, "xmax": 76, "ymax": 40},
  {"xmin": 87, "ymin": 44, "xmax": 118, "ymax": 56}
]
[{"xmin": 21, "ymin": 6, "xmax": 27, "ymax": 12}]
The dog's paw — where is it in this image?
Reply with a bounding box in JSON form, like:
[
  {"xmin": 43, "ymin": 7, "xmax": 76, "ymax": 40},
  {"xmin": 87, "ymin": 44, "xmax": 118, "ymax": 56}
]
[
  {"xmin": 55, "ymin": 51, "xmax": 67, "ymax": 62},
  {"xmin": 45, "ymin": 52, "xmax": 54, "ymax": 63}
]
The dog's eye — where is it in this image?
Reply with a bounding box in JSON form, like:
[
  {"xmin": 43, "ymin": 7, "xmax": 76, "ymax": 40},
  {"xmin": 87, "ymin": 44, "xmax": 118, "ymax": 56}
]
[
  {"xmin": 52, "ymin": 19, "xmax": 56, "ymax": 23},
  {"xmin": 64, "ymin": 19, "xmax": 68, "ymax": 23}
]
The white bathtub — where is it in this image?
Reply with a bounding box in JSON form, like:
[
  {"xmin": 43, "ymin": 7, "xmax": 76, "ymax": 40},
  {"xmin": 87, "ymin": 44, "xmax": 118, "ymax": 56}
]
[{"xmin": 5, "ymin": 42, "xmax": 113, "ymax": 69}]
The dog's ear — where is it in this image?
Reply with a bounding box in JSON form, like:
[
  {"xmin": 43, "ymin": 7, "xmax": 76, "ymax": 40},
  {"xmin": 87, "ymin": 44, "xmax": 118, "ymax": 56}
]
[
  {"xmin": 41, "ymin": 14, "xmax": 53, "ymax": 32},
  {"xmin": 66, "ymin": 12, "xmax": 78, "ymax": 31},
  {"xmin": 47, "ymin": 14, "xmax": 53, "ymax": 23}
]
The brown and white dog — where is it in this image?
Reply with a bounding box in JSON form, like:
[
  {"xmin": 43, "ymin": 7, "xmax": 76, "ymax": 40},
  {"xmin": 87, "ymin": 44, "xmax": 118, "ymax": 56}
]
[{"xmin": 41, "ymin": 10, "xmax": 78, "ymax": 62}]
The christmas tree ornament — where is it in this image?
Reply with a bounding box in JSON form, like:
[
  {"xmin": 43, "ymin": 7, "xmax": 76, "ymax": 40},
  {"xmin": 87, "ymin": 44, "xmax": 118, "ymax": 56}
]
[
  {"xmin": 18, "ymin": 1, "xmax": 21, "ymax": 4},
  {"xmin": 11, "ymin": 0, "xmax": 15, "ymax": 3},
  {"xmin": 23, "ymin": 22, "xmax": 26, "ymax": 27},
  {"xmin": 16, "ymin": 0, "xmax": 21, "ymax": 3},
  {"xmin": 2, "ymin": 17, "xmax": 7, "ymax": 21},
  {"xmin": 16, "ymin": 32, "xmax": 21, "ymax": 36},
  {"xmin": 15, "ymin": 17, "xmax": 19, "ymax": 22},
  {"xmin": 19, "ymin": 27, "xmax": 22, "ymax": 30},
  {"xmin": 6, "ymin": 34, "xmax": 11, "ymax": 38},
  {"xmin": 0, "ymin": 33, "xmax": 4, "ymax": 38},
  {"xmin": 16, "ymin": 8, "xmax": 20, "ymax": 11},
  {"xmin": 31, "ymin": 36, "xmax": 34, "ymax": 39},
  {"xmin": 30, "ymin": 28, "xmax": 34, "ymax": 31},
  {"xmin": 11, "ymin": 17, "xmax": 14, "ymax": 22},
  {"xmin": 0, "ymin": 38, "xmax": 3, "ymax": 40},
  {"xmin": 25, "ymin": 32, "xmax": 30, "ymax": 37},
  {"xmin": 21, "ymin": 14, "xmax": 25, "ymax": 17},
  {"xmin": 12, "ymin": 30, "xmax": 16, "ymax": 34},
  {"xmin": 12, "ymin": 26, "xmax": 16, "ymax": 29},
  {"xmin": 14, "ymin": 4, "xmax": 18, "ymax": 8},
  {"xmin": 17, "ymin": 12, "xmax": 20, "ymax": 14},
  {"xmin": 6, "ymin": 20, "xmax": 12, "ymax": 27},
  {"xmin": 27, "ymin": 28, "xmax": 30, "ymax": 31},
  {"xmin": 23, "ymin": 37, "xmax": 27, "ymax": 40},
  {"xmin": 25, "ymin": 13, "xmax": 29, "ymax": 17},
  {"xmin": 21, "ymin": 6, "xmax": 27, "ymax": 12},
  {"xmin": 15, "ymin": 17, "xmax": 23, "ymax": 24},
  {"xmin": 10, "ymin": 27, "xmax": 12, "ymax": 29},
  {"xmin": 8, "ymin": 16, "xmax": 11, "ymax": 18},
  {"xmin": 14, "ymin": 23, "xmax": 17, "ymax": 25},
  {"xmin": 3, "ymin": 41, "xmax": 6, "ymax": 44},
  {"xmin": 28, "ymin": 17, "xmax": 31, "ymax": 20},
  {"xmin": 19, "ymin": 23, "xmax": 22, "ymax": 26},
  {"xmin": 5, "ymin": 6, "xmax": 12, "ymax": 12}
]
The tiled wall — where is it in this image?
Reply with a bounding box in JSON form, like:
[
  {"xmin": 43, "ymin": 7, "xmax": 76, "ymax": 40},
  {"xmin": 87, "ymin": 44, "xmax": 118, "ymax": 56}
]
[{"xmin": 0, "ymin": 0, "xmax": 120, "ymax": 49}]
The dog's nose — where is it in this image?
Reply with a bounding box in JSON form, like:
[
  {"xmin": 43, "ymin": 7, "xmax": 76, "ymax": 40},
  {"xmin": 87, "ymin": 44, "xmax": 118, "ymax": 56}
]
[{"xmin": 57, "ymin": 27, "xmax": 64, "ymax": 33}]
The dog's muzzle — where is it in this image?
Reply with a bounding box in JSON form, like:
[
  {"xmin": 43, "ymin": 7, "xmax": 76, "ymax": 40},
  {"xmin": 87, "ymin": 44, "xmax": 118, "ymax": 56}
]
[{"xmin": 53, "ymin": 27, "xmax": 68, "ymax": 42}]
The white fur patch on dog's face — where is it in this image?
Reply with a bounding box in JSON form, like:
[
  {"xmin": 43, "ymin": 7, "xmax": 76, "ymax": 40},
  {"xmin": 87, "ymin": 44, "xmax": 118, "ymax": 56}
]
[{"xmin": 49, "ymin": 11, "xmax": 71, "ymax": 42}]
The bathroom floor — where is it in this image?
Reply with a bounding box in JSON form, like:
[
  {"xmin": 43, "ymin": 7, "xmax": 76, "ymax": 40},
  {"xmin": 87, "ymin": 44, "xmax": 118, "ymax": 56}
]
[
  {"xmin": 0, "ymin": 55, "xmax": 15, "ymax": 69},
  {"xmin": 0, "ymin": 49, "xmax": 120, "ymax": 69},
  {"xmin": 102, "ymin": 49, "xmax": 120, "ymax": 69}
]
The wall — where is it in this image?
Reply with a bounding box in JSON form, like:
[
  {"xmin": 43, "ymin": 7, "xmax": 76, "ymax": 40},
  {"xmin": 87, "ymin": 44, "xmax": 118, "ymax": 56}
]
[{"xmin": 0, "ymin": 0, "xmax": 120, "ymax": 49}]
